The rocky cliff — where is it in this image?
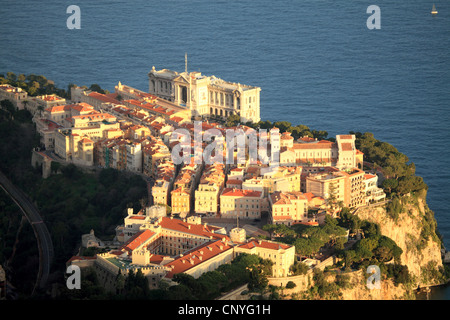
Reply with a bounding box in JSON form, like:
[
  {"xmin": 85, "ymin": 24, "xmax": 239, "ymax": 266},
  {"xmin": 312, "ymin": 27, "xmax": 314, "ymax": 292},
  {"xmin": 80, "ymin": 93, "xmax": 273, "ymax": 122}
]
[
  {"xmin": 355, "ymin": 190, "xmax": 444, "ymax": 289},
  {"xmin": 281, "ymin": 191, "xmax": 446, "ymax": 300}
]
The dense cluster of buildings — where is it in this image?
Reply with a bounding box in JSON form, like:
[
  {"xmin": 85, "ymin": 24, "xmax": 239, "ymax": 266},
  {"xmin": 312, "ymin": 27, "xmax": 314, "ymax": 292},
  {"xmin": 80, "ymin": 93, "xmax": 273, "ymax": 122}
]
[
  {"xmin": 71, "ymin": 207, "xmax": 296, "ymax": 291},
  {"xmin": 2, "ymin": 68, "xmax": 387, "ymax": 292},
  {"xmin": 6, "ymin": 68, "xmax": 385, "ymax": 225}
]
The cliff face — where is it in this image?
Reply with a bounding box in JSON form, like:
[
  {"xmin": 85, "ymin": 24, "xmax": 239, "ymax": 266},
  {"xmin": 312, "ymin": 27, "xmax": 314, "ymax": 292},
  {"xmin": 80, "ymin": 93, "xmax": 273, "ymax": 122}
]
[
  {"xmin": 281, "ymin": 192, "xmax": 445, "ymax": 300},
  {"xmin": 338, "ymin": 272, "xmax": 411, "ymax": 300},
  {"xmin": 355, "ymin": 191, "xmax": 443, "ymax": 289}
]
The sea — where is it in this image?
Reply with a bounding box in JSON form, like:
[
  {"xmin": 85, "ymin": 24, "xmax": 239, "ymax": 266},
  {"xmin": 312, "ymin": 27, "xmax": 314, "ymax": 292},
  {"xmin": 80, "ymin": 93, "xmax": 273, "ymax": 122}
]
[{"xmin": 1, "ymin": 0, "xmax": 449, "ymax": 299}]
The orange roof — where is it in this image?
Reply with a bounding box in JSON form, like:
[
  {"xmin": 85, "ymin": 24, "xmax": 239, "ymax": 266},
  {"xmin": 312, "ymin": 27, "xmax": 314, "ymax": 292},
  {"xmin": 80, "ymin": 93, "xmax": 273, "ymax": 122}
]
[
  {"xmin": 238, "ymin": 239, "xmax": 291, "ymax": 250},
  {"xmin": 298, "ymin": 136, "xmax": 316, "ymax": 142},
  {"xmin": 341, "ymin": 143, "xmax": 353, "ymax": 151},
  {"xmin": 41, "ymin": 95, "xmax": 64, "ymax": 101},
  {"xmin": 120, "ymin": 229, "xmax": 155, "ymax": 254},
  {"xmin": 45, "ymin": 104, "xmax": 72, "ymax": 113},
  {"xmin": 71, "ymin": 103, "xmax": 95, "ymax": 112},
  {"xmin": 170, "ymin": 116, "xmax": 184, "ymax": 123},
  {"xmin": 364, "ymin": 174, "xmax": 377, "ymax": 180},
  {"xmin": 293, "ymin": 141, "xmax": 334, "ymax": 149},
  {"xmin": 165, "ymin": 240, "xmax": 232, "ymax": 278},
  {"xmin": 79, "ymin": 138, "xmax": 93, "ymax": 144},
  {"xmin": 272, "ymin": 215, "xmax": 293, "ymax": 221},
  {"xmin": 159, "ymin": 217, "xmax": 226, "ymax": 240},
  {"xmin": 148, "ymin": 254, "xmax": 166, "ymax": 265},
  {"xmin": 226, "ymin": 179, "xmax": 243, "ymax": 185},
  {"xmin": 72, "ymin": 113, "xmax": 115, "ymax": 120},
  {"xmin": 88, "ymin": 91, "xmax": 121, "ymax": 104},
  {"xmin": 270, "ymin": 191, "xmax": 306, "ymax": 205},
  {"xmin": 338, "ymin": 135, "xmax": 353, "ymax": 140},
  {"xmin": 171, "ymin": 187, "xmax": 190, "ymax": 195},
  {"xmin": 221, "ymin": 188, "xmax": 262, "ymax": 198},
  {"xmin": 303, "ymin": 192, "xmax": 317, "ymax": 202},
  {"xmin": 129, "ymin": 216, "xmax": 146, "ymax": 220}
]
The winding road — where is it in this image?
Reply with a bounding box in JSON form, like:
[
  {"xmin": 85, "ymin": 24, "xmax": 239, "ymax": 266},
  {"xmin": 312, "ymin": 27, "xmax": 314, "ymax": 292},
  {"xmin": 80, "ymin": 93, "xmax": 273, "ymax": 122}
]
[{"xmin": 0, "ymin": 171, "xmax": 54, "ymax": 293}]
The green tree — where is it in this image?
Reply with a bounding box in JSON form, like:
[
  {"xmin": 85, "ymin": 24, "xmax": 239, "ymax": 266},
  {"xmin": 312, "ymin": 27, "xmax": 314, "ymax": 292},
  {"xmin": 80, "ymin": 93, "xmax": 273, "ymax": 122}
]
[
  {"xmin": 290, "ymin": 261, "xmax": 309, "ymax": 275},
  {"xmin": 343, "ymin": 250, "xmax": 356, "ymax": 270},
  {"xmin": 262, "ymin": 224, "xmax": 278, "ymax": 239},
  {"xmin": 285, "ymin": 281, "xmax": 296, "ymax": 289},
  {"xmin": 273, "ymin": 121, "xmax": 292, "ymax": 133},
  {"xmin": 382, "ymin": 178, "xmax": 399, "ymax": 194},
  {"xmin": 354, "ymin": 237, "xmax": 379, "ymax": 260},
  {"xmin": 225, "ymin": 113, "xmax": 241, "ymax": 127},
  {"xmin": 89, "ymin": 83, "xmax": 108, "ymax": 94}
]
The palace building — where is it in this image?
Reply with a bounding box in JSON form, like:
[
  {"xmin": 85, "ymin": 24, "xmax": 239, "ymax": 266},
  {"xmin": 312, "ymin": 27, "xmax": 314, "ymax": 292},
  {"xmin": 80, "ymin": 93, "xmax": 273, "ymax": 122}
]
[{"xmin": 148, "ymin": 66, "xmax": 261, "ymax": 123}]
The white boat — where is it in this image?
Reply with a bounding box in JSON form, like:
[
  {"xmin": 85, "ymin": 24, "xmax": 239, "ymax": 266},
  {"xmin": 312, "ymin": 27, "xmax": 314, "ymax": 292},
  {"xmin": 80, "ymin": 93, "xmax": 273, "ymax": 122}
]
[{"xmin": 431, "ymin": 4, "xmax": 438, "ymax": 15}]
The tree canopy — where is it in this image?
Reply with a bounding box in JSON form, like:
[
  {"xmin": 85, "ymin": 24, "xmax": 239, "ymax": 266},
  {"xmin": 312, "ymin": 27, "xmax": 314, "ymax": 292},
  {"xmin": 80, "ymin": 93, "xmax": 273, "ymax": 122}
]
[{"xmin": 354, "ymin": 132, "xmax": 427, "ymax": 195}]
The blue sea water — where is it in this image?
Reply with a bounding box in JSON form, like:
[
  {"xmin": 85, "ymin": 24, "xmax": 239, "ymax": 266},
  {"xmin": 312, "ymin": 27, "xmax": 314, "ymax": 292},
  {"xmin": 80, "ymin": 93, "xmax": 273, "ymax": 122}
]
[{"xmin": 1, "ymin": 0, "xmax": 449, "ymax": 298}]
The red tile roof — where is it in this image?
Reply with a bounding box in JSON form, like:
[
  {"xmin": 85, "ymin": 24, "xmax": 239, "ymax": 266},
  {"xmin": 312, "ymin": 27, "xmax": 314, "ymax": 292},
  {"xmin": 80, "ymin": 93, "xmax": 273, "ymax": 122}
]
[
  {"xmin": 341, "ymin": 143, "xmax": 353, "ymax": 151},
  {"xmin": 338, "ymin": 135, "xmax": 354, "ymax": 140},
  {"xmin": 164, "ymin": 240, "xmax": 232, "ymax": 278},
  {"xmin": 88, "ymin": 91, "xmax": 121, "ymax": 104},
  {"xmin": 292, "ymin": 141, "xmax": 334, "ymax": 149},
  {"xmin": 158, "ymin": 217, "xmax": 226, "ymax": 240},
  {"xmin": 120, "ymin": 229, "xmax": 155, "ymax": 254},
  {"xmin": 303, "ymin": 192, "xmax": 324, "ymax": 203},
  {"xmin": 238, "ymin": 239, "xmax": 291, "ymax": 250},
  {"xmin": 221, "ymin": 188, "xmax": 262, "ymax": 198},
  {"xmin": 129, "ymin": 216, "xmax": 146, "ymax": 220},
  {"xmin": 226, "ymin": 179, "xmax": 243, "ymax": 185},
  {"xmin": 272, "ymin": 215, "xmax": 294, "ymax": 221}
]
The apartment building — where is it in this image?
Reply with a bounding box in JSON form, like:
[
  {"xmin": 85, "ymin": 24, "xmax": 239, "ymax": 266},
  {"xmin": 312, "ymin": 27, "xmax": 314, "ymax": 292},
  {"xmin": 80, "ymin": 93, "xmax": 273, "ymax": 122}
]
[
  {"xmin": 220, "ymin": 188, "xmax": 264, "ymax": 219},
  {"xmin": 235, "ymin": 239, "xmax": 295, "ymax": 278},
  {"xmin": 44, "ymin": 102, "xmax": 94, "ymax": 124},
  {"xmin": 364, "ymin": 173, "xmax": 386, "ymax": 204},
  {"xmin": 269, "ymin": 191, "xmax": 308, "ymax": 226},
  {"xmin": 151, "ymin": 158, "xmax": 176, "ymax": 206},
  {"xmin": 277, "ymin": 133, "xmax": 361, "ymax": 171},
  {"xmin": 142, "ymin": 137, "xmax": 171, "ymax": 178},
  {"xmin": 305, "ymin": 167, "xmax": 366, "ymax": 209},
  {"xmin": 195, "ymin": 164, "xmax": 226, "ymax": 215},
  {"xmin": 171, "ymin": 162, "xmax": 203, "ymax": 216},
  {"xmin": 28, "ymin": 94, "xmax": 66, "ymax": 116}
]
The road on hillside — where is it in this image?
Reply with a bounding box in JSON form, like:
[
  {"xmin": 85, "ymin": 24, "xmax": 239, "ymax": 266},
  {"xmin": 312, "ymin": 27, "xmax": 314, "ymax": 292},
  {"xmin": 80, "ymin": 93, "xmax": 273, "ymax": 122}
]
[{"xmin": 0, "ymin": 171, "xmax": 54, "ymax": 293}]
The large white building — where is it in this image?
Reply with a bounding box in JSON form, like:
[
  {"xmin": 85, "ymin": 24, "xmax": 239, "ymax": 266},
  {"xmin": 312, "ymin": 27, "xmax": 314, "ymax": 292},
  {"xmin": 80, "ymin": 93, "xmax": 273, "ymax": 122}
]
[{"xmin": 148, "ymin": 66, "xmax": 261, "ymax": 123}]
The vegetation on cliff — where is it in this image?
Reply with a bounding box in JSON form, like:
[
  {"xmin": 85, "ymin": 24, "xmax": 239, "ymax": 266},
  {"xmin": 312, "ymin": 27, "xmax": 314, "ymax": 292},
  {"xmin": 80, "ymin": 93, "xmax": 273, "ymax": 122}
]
[
  {"xmin": 0, "ymin": 105, "xmax": 147, "ymax": 296},
  {"xmin": 354, "ymin": 131, "xmax": 428, "ymax": 196},
  {"xmin": 0, "ymin": 72, "xmax": 109, "ymax": 99}
]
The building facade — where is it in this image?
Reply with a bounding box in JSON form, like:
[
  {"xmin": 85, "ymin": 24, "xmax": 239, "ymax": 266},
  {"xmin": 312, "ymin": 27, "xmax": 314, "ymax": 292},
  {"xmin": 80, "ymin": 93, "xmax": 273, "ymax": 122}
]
[
  {"xmin": 269, "ymin": 191, "xmax": 309, "ymax": 226},
  {"xmin": 220, "ymin": 188, "xmax": 264, "ymax": 219},
  {"xmin": 148, "ymin": 66, "xmax": 261, "ymax": 123}
]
